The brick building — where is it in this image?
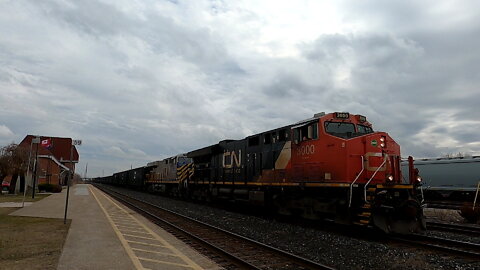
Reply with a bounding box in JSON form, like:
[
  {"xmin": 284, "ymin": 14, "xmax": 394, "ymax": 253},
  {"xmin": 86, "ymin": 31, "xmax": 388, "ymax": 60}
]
[{"xmin": 9, "ymin": 136, "xmax": 80, "ymax": 191}]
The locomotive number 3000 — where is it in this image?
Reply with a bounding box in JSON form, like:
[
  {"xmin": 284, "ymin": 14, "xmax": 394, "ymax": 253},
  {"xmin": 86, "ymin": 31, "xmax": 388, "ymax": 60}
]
[{"xmin": 297, "ymin": 144, "xmax": 315, "ymax": 156}]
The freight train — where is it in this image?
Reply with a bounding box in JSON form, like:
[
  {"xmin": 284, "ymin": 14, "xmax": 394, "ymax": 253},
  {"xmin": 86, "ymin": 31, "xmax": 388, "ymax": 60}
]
[{"xmin": 94, "ymin": 112, "xmax": 426, "ymax": 234}]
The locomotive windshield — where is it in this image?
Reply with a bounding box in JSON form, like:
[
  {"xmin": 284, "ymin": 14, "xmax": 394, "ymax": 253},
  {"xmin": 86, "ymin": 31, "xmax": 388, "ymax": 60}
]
[
  {"xmin": 357, "ymin": 124, "xmax": 373, "ymax": 134},
  {"xmin": 325, "ymin": 122, "xmax": 355, "ymax": 138},
  {"xmin": 325, "ymin": 122, "xmax": 374, "ymax": 138}
]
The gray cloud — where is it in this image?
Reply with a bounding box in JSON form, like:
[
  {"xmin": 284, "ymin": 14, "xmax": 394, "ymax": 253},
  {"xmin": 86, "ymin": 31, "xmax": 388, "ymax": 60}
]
[{"xmin": 1, "ymin": 0, "xmax": 479, "ymax": 176}]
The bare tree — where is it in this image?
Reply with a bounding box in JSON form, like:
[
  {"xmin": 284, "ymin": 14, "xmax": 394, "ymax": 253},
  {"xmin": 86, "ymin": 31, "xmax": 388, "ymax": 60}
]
[{"xmin": 0, "ymin": 143, "xmax": 29, "ymax": 194}]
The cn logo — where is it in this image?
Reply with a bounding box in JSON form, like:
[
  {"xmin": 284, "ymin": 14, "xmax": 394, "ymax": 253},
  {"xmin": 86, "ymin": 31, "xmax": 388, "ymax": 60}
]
[{"xmin": 223, "ymin": 150, "xmax": 241, "ymax": 168}]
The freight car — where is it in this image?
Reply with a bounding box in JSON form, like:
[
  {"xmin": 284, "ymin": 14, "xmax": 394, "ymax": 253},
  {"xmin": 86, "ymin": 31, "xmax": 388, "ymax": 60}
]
[
  {"xmin": 95, "ymin": 112, "xmax": 426, "ymax": 234},
  {"xmin": 401, "ymin": 157, "xmax": 480, "ymax": 202},
  {"xmin": 98, "ymin": 165, "xmax": 154, "ymax": 189}
]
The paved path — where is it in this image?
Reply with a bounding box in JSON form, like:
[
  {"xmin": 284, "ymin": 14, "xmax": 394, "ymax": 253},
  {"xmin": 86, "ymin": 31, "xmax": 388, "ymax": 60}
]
[
  {"xmin": 11, "ymin": 184, "xmax": 220, "ymax": 270},
  {"xmin": 0, "ymin": 202, "xmax": 32, "ymax": 207}
]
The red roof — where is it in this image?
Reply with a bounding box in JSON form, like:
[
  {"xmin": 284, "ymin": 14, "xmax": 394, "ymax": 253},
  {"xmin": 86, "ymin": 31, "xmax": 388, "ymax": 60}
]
[{"xmin": 19, "ymin": 135, "xmax": 79, "ymax": 162}]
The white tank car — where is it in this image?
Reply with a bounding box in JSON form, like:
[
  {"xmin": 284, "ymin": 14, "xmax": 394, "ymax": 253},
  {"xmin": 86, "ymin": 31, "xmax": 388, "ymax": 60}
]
[{"xmin": 401, "ymin": 157, "xmax": 480, "ymax": 201}]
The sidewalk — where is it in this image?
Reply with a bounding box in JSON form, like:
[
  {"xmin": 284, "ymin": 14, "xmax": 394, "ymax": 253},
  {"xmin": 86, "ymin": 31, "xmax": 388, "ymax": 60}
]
[{"xmin": 11, "ymin": 184, "xmax": 220, "ymax": 270}]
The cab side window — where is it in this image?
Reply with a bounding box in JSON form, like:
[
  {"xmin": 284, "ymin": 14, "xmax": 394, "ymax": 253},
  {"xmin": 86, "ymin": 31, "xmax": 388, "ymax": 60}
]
[{"xmin": 293, "ymin": 122, "xmax": 318, "ymax": 143}]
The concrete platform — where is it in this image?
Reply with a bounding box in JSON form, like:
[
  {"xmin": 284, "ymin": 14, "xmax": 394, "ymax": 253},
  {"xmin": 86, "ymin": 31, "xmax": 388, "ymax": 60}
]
[
  {"xmin": 0, "ymin": 202, "xmax": 32, "ymax": 207},
  {"xmin": 11, "ymin": 184, "xmax": 221, "ymax": 270}
]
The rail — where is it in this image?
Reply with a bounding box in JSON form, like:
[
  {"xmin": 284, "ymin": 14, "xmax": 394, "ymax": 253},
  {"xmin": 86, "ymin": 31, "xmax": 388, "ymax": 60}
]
[
  {"xmin": 364, "ymin": 156, "xmax": 387, "ymax": 203},
  {"xmin": 348, "ymin": 156, "xmax": 364, "ymax": 208},
  {"xmin": 427, "ymin": 221, "xmax": 480, "ymax": 236},
  {"xmin": 390, "ymin": 233, "xmax": 480, "ymax": 258}
]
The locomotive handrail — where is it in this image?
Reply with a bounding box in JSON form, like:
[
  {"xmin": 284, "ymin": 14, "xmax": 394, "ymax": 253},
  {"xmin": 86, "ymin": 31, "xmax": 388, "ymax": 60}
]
[
  {"xmin": 364, "ymin": 156, "xmax": 387, "ymax": 203},
  {"xmin": 348, "ymin": 155, "xmax": 364, "ymax": 208},
  {"xmin": 419, "ymin": 185, "xmax": 425, "ymax": 204},
  {"xmin": 473, "ymin": 181, "xmax": 480, "ymax": 211}
]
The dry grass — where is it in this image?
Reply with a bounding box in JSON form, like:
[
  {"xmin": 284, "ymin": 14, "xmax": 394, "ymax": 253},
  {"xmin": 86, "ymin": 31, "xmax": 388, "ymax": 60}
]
[
  {"xmin": 0, "ymin": 207, "xmax": 70, "ymax": 269},
  {"xmin": 0, "ymin": 193, "xmax": 50, "ymax": 203}
]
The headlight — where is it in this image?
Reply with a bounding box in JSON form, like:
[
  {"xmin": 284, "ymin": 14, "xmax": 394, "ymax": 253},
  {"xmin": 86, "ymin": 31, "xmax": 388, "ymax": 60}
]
[
  {"xmin": 380, "ymin": 136, "xmax": 386, "ymax": 147},
  {"xmin": 416, "ymin": 176, "xmax": 422, "ymax": 182},
  {"xmin": 387, "ymin": 175, "xmax": 394, "ymax": 181}
]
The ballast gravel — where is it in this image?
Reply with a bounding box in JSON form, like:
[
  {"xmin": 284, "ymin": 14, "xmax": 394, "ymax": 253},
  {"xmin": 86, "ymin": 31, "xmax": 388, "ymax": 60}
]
[{"xmin": 103, "ymin": 185, "xmax": 480, "ymax": 270}]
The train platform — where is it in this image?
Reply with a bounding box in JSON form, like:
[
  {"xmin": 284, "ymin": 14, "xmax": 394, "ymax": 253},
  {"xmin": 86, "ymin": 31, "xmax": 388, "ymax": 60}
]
[{"xmin": 10, "ymin": 184, "xmax": 221, "ymax": 270}]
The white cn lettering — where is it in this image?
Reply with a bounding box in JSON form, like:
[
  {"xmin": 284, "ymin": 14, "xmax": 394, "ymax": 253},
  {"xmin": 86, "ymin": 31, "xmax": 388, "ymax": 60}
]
[{"xmin": 223, "ymin": 150, "xmax": 242, "ymax": 168}]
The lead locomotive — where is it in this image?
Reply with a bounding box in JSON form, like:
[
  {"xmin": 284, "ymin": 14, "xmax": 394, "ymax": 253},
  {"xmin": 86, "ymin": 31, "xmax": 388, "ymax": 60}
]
[{"xmin": 98, "ymin": 112, "xmax": 426, "ymax": 234}]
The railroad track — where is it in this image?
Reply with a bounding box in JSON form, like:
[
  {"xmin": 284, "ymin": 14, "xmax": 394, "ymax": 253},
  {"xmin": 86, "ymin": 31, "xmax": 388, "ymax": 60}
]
[
  {"xmin": 427, "ymin": 221, "xmax": 480, "ymax": 236},
  {"xmin": 94, "ymin": 184, "xmax": 334, "ymax": 270},
  {"xmin": 425, "ymin": 201, "xmax": 465, "ymax": 210},
  {"xmin": 390, "ymin": 234, "xmax": 480, "ymax": 259}
]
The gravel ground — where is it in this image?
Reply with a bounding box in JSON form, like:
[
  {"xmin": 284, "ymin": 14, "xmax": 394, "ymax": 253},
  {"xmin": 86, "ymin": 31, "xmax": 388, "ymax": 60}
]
[{"xmin": 102, "ymin": 185, "xmax": 480, "ymax": 270}]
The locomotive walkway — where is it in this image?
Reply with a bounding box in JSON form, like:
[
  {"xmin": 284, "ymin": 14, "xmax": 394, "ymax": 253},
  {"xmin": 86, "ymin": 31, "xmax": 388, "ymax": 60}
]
[{"xmin": 10, "ymin": 184, "xmax": 220, "ymax": 270}]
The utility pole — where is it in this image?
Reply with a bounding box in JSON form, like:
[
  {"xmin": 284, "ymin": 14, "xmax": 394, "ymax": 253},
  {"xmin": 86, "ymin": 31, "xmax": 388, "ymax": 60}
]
[{"xmin": 64, "ymin": 139, "xmax": 81, "ymax": 224}]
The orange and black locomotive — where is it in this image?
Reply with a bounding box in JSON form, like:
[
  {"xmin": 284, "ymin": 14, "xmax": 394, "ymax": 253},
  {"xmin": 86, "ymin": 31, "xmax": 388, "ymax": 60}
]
[{"xmin": 97, "ymin": 112, "xmax": 426, "ymax": 233}]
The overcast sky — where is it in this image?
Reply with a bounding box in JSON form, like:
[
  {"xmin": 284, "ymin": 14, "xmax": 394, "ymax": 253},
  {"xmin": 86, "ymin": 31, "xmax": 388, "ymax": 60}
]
[{"xmin": 1, "ymin": 0, "xmax": 479, "ymax": 177}]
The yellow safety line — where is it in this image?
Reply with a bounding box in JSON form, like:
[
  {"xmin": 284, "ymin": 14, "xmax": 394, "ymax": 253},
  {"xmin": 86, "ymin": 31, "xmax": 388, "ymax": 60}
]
[
  {"xmin": 111, "ymin": 219, "xmax": 140, "ymax": 225},
  {"xmin": 88, "ymin": 186, "xmax": 145, "ymax": 270},
  {"xmin": 116, "ymin": 224, "xmax": 141, "ymax": 229},
  {"xmin": 112, "ymin": 219, "xmax": 138, "ymax": 224},
  {"xmin": 110, "ymin": 215, "xmax": 137, "ymax": 220},
  {"xmin": 137, "ymin": 257, "xmax": 193, "ymax": 268},
  {"xmin": 123, "ymin": 234, "xmax": 156, "ymax": 241},
  {"xmin": 132, "ymin": 248, "xmax": 175, "ymax": 256},
  {"xmin": 119, "ymin": 229, "xmax": 151, "ymax": 235},
  {"xmin": 113, "ymin": 222, "xmax": 141, "ymax": 227},
  {"xmin": 127, "ymin": 240, "xmax": 166, "ymax": 248},
  {"xmin": 113, "ymin": 221, "xmax": 142, "ymax": 227},
  {"xmin": 95, "ymin": 186, "xmax": 204, "ymax": 270}
]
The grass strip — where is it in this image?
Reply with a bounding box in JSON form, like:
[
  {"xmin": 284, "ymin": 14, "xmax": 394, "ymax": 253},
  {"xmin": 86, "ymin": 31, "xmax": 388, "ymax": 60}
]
[
  {"xmin": 0, "ymin": 206, "xmax": 70, "ymax": 269},
  {"xmin": 0, "ymin": 193, "xmax": 51, "ymax": 203}
]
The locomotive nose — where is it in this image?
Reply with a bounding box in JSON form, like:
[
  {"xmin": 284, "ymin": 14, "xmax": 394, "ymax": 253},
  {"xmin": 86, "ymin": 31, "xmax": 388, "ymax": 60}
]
[{"xmin": 360, "ymin": 132, "xmax": 402, "ymax": 184}]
